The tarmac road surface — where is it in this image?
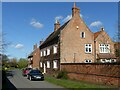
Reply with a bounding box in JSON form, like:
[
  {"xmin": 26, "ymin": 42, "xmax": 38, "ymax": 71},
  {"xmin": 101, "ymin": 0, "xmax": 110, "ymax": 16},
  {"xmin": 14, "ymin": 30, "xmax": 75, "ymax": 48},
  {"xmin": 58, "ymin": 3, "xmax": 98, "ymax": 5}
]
[{"xmin": 7, "ymin": 69, "xmax": 65, "ymax": 89}]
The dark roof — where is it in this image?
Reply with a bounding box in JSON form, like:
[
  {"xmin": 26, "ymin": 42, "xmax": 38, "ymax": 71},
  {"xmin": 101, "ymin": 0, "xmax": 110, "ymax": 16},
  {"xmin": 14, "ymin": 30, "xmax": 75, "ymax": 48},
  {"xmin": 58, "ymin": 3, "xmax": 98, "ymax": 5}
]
[
  {"xmin": 97, "ymin": 53, "xmax": 116, "ymax": 59},
  {"xmin": 40, "ymin": 20, "xmax": 70, "ymax": 48},
  {"xmin": 28, "ymin": 52, "xmax": 33, "ymax": 58}
]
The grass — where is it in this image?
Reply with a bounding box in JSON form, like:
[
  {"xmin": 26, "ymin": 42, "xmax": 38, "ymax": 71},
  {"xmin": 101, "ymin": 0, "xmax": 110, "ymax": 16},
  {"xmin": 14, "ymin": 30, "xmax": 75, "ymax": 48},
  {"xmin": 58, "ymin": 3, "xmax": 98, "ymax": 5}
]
[{"xmin": 45, "ymin": 76, "xmax": 114, "ymax": 89}]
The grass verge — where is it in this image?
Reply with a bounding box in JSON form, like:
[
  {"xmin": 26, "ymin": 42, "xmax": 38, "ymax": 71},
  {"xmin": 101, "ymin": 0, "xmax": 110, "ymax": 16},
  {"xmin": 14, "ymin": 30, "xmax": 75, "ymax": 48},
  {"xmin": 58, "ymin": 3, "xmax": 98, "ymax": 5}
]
[{"xmin": 45, "ymin": 76, "xmax": 114, "ymax": 89}]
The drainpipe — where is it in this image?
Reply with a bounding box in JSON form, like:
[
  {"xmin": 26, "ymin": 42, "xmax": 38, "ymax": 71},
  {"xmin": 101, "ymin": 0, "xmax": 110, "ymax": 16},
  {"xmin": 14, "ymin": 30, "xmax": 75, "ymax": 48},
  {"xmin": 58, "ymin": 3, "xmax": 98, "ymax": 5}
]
[{"xmin": 94, "ymin": 40, "xmax": 96, "ymax": 62}]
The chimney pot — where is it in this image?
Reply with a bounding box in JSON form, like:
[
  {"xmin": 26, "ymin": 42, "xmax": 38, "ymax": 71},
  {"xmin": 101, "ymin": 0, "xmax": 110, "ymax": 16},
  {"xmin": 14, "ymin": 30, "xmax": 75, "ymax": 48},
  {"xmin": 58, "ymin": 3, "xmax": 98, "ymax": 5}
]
[
  {"xmin": 34, "ymin": 44, "xmax": 37, "ymax": 50},
  {"xmin": 40, "ymin": 41, "xmax": 43, "ymax": 45},
  {"xmin": 72, "ymin": 2, "xmax": 80, "ymax": 17},
  {"xmin": 54, "ymin": 20, "xmax": 60, "ymax": 31},
  {"xmin": 101, "ymin": 27, "xmax": 104, "ymax": 31}
]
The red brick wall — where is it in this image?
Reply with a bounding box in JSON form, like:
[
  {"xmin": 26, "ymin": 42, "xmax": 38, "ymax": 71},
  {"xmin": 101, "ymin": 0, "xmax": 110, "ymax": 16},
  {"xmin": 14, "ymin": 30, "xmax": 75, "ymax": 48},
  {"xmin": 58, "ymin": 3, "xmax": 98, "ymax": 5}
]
[
  {"xmin": 33, "ymin": 48, "xmax": 40, "ymax": 69},
  {"xmin": 61, "ymin": 63, "xmax": 120, "ymax": 87}
]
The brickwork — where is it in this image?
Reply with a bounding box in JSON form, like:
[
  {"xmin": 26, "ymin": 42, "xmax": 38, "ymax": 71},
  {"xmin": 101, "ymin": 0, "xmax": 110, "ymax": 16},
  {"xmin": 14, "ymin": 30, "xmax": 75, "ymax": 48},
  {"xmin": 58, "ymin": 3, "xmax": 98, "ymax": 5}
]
[
  {"xmin": 60, "ymin": 15, "xmax": 95, "ymax": 63},
  {"xmin": 32, "ymin": 46, "xmax": 40, "ymax": 69},
  {"xmin": 61, "ymin": 63, "xmax": 120, "ymax": 86}
]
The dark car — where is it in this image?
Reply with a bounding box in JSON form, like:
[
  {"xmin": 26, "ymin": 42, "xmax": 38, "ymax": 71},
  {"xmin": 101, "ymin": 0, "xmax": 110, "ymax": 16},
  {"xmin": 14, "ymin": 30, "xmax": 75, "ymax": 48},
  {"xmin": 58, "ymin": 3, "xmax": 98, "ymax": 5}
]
[
  {"xmin": 22, "ymin": 68, "xmax": 32, "ymax": 76},
  {"xmin": 27, "ymin": 70, "xmax": 44, "ymax": 81}
]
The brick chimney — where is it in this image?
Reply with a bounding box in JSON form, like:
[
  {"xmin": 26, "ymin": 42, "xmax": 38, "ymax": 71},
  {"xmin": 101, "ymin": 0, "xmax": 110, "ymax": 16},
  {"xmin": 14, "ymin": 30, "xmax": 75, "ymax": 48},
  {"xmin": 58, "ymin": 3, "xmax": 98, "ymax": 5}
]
[
  {"xmin": 72, "ymin": 2, "xmax": 80, "ymax": 17},
  {"xmin": 100, "ymin": 27, "xmax": 104, "ymax": 31},
  {"xmin": 40, "ymin": 41, "xmax": 43, "ymax": 45},
  {"xmin": 33, "ymin": 44, "xmax": 37, "ymax": 50},
  {"xmin": 54, "ymin": 20, "xmax": 60, "ymax": 31}
]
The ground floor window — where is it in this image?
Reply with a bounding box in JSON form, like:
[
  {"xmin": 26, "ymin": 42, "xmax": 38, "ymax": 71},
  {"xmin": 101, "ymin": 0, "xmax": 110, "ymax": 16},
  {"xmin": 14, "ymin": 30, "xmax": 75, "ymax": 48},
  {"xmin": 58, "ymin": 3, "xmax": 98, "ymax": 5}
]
[
  {"xmin": 47, "ymin": 61, "xmax": 50, "ymax": 68},
  {"xmin": 53, "ymin": 60, "xmax": 57, "ymax": 68},
  {"xmin": 100, "ymin": 59, "xmax": 116, "ymax": 63},
  {"xmin": 84, "ymin": 59, "xmax": 92, "ymax": 63}
]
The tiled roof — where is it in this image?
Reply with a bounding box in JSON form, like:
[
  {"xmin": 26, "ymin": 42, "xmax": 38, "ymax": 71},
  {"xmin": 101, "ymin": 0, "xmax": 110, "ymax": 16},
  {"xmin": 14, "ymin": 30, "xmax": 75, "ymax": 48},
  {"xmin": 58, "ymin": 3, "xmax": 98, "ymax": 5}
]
[
  {"xmin": 40, "ymin": 20, "xmax": 70, "ymax": 48},
  {"xmin": 94, "ymin": 31, "xmax": 102, "ymax": 40},
  {"xmin": 97, "ymin": 53, "xmax": 116, "ymax": 59}
]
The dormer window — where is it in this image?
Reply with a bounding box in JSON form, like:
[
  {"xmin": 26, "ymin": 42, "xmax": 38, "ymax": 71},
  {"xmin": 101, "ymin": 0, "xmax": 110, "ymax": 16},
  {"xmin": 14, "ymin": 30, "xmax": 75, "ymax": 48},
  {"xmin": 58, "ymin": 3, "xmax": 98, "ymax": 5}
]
[{"xmin": 81, "ymin": 32, "xmax": 85, "ymax": 38}]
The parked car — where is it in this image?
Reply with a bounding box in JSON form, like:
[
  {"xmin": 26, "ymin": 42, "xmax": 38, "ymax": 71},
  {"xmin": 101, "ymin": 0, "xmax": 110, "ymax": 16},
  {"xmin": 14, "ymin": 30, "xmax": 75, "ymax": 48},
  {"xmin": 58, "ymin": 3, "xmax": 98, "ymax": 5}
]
[
  {"xmin": 27, "ymin": 69, "xmax": 44, "ymax": 81},
  {"xmin": 22, "ymin": 68, "xmax": 32, "ymax": 76}
]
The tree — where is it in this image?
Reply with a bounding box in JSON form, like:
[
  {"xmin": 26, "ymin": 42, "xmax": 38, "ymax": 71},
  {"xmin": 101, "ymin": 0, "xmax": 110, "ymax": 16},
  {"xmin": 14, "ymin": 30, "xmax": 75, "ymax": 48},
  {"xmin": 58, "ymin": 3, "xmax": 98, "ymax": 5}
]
[
  {"xmin": 9, "ymin": 58, "xmax": 18, "ymax": 67},
  {"xmin": 1, "ymin": 54, "xmax": 9, "ymax": 65},
  {"xmin": 17, "ymin": 58, "xmax": 28, "ymax": 69}
]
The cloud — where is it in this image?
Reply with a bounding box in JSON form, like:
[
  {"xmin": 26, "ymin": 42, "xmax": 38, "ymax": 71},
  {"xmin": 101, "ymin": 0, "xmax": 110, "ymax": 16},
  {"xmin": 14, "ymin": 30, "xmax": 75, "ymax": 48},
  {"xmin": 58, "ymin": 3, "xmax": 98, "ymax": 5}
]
[
  {"xmin": 15, "ymin": 44, "xmax": 24, "ymax": 49},
  {"xmin": 90, "ymin": 21, "xmax": 102, "ymax": 27},
  {"xmin": 62, "ymin": 15, "xmax": 72, "ymax": 23},
  {"xmin": 80, "ymin": 14, "xmax": 83, "ymax": 18},
  {"xmin": 30, "ymin": 18, "xmax": 43, "ymax": 29},
  {"xmin": 62, "ymin": 14, "xmax": 83, "ymax": 23},
  {"xmin": 10, "ymin": 44, "xmax": 15, "ymax": 48},
  {"xmin": 55, "ymin": 16, "xmax": 63, "ymax": 21}
]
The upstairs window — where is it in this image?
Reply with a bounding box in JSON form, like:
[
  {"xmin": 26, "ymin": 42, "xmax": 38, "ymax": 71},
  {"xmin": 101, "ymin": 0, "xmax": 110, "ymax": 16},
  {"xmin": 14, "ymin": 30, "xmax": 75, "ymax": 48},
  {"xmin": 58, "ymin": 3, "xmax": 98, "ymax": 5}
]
[
  {"xmin": 81, "ymin": 32, "xmax": 85, "ymax": 38},
  {"xmin": 47, "ymin": 48, "xmax": 50, "ymax": 55},
  {"xmin": 99, "ymin": 44, "xmax": 110, "ymax": 53},
  {"xmin": 41, "ymin": 51, "xmax": 43, "ymax": 57},
  {"xmin": 44, "ymin": 50, "xmax": 46, "ymax": 56},
  {"xmin": 53, "ymin": 45, "xmax": 57, "ymax": 54},
  {"xmin": 85, "ymin": 44, "xmax": 92, "ymax": 53}
]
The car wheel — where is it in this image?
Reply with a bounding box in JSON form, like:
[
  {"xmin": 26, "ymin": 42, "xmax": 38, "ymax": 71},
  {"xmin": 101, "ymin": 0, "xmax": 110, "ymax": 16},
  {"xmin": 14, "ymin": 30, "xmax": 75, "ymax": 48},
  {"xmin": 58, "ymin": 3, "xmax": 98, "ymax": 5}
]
[{"xmin": 29, "ymin": 76, "xmax": 32, "ymax": 81}]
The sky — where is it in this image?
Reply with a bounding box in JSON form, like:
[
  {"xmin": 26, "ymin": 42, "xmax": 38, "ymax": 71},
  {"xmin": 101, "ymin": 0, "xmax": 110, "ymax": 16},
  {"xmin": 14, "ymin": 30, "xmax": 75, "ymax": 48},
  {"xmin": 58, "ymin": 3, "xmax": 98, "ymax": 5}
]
[{"xmin": 2, "ymin": 2, "xmax": 118, "ymax": 59}]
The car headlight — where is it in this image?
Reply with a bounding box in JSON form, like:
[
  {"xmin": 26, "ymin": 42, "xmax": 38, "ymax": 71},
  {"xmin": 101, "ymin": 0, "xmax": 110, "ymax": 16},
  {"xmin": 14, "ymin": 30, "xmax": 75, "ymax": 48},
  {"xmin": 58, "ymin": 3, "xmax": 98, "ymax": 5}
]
[{"xmin": 33, "ymin": 76, "xmax": 37, "ymax": 78}]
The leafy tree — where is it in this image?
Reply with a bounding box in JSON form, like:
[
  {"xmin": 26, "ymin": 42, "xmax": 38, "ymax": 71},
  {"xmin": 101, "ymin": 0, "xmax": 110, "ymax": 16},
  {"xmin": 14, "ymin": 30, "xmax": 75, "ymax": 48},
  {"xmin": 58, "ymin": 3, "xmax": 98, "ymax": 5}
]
[
  {"xmin": 9, "ymin": 58, "xmax": 18, "ymax": 67},
  {"xmin": 17, "ymin": 58, "xmax": 28, "ymax": 69},
  {"xmin": 1, "ymin": 54, "xmax": 9, "ymax": 65}
]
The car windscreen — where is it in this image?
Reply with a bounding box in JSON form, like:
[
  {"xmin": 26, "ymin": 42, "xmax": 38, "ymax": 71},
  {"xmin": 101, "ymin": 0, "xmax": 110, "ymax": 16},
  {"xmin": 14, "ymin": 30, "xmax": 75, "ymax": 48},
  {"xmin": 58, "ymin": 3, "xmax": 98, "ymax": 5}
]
[{"xmin": 30, "ymin": 70, "xmax": 42, "ymax": 74}]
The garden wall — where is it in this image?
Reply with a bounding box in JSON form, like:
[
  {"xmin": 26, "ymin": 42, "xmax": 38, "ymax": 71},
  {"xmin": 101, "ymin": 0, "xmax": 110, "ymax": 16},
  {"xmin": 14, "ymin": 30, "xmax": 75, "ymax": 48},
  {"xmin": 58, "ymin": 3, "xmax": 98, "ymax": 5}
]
[{"xmin": 61, "ymin": 63, "xmax": 120, "ymax": 87}]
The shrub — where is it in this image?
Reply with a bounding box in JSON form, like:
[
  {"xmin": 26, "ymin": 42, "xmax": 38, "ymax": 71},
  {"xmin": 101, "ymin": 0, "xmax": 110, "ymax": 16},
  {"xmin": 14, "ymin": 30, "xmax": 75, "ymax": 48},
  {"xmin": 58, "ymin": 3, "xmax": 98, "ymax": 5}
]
[{"xmin": 57, "ymin": 71, "xmax": 68, "ymax": 79}]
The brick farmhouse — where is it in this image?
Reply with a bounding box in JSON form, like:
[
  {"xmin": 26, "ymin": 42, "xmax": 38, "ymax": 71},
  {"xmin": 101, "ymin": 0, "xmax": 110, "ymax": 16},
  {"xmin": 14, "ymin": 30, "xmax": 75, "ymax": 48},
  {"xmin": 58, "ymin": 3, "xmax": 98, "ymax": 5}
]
[{"xmin": 28, "ymin": 3, "xmax": 119, "ymax": 74}]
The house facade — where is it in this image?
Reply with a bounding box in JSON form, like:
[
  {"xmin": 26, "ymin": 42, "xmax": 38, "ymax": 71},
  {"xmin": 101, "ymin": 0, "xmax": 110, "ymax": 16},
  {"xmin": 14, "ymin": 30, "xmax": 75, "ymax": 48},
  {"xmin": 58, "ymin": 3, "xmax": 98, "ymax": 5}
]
[
  {"xmin": 28, "ymin": 44, "xmax": 40, "ymax": 69},
  {"xmin": 38, "ymin": 3, "xmax": 117, "ymax": 74},
  {"xmin": 20, "ymin": 3, "xmax": 117, "ymax": 74}
]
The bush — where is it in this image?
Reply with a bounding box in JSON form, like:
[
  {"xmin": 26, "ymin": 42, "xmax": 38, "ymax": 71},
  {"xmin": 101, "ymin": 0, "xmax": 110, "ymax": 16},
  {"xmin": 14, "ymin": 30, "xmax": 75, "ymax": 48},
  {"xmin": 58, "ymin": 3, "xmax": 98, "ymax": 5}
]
[{"xmin": 57, "ymin": 71, "xmax": 68, "ymax": 79}]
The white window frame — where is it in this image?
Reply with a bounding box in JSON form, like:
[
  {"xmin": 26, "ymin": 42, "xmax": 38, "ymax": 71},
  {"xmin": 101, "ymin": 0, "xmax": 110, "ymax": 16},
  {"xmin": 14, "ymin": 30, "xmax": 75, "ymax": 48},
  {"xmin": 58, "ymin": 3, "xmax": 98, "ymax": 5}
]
[
  {"xmin": 47, "ymin": 48, "xmax": 50, "ymax": 55},
  {"xmin": 84, "ymin": 59, "xmax": 92, "ymax": 63},
  {"xmin": 40, "ymin": 62, "xmax": 42, "ymax": 67},
  {"xmin": 85, "ymin": 44, "xmax": 92, "ymax": 53},
  {"xmin": 47, "ymin": 61, "xmax": 50, "ymax": 68},
  {"xmin": 99, "ymin": 44, "xmax": 110, "ymax": 53},
  {"xmin": 41, "ymin": 51, "xmax": 43, "ymax": 57},
  {"xmin": 44, "ymin": 50, "xmax": 46, "ymax": 56},
  {"xmin": 53, "ymin": 45, "xmax": 57, "ymax": 54},
  {"xmin": 101, "ymin": 59, "xmax": 106, "ymax": 63},
  {"xmin": 111, "ymin": 59, "xmax": 116, "ymax": 63},
  {"xmin": 81, "ymin": 32, "xmax": 85, "ymax": 38},
  {"xmin": 53, "ymin": 60, "xmax": 57, "ymax": 68}
]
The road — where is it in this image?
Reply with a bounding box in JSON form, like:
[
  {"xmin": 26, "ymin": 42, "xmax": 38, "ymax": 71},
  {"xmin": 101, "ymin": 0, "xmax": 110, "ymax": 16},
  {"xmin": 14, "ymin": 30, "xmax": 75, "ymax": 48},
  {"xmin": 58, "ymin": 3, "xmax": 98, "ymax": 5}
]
[{"xmin": 6, "ymin": 69, "xmax": 65, "ymax": 89}]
